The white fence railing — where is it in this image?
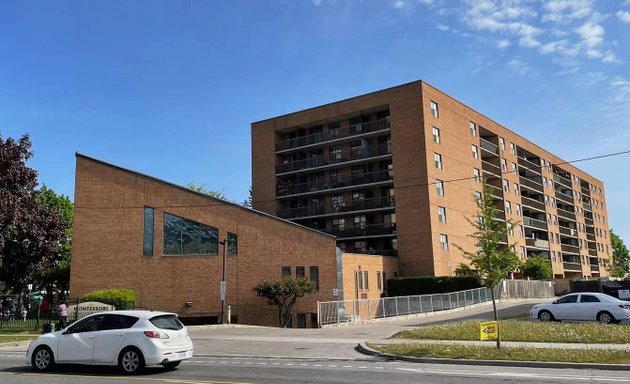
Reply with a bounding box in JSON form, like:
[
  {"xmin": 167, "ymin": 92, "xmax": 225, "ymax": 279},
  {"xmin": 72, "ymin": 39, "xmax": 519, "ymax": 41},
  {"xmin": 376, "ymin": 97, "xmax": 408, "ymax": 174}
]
[{"xmin": 318, "ymin": 279, "xmax": 555, "ymax": 326}]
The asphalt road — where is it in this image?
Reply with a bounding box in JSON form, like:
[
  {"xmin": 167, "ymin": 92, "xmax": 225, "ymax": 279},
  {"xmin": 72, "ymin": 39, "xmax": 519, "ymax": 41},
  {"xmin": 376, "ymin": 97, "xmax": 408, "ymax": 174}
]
[{"xmin": 2, "ymin": 353, "xmax": 630, "ymax": 384}]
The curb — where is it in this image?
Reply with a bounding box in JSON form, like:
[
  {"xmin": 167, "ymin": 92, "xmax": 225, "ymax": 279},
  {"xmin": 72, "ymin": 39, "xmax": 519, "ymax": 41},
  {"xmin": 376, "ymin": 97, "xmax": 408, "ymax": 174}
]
[{"xmin": 356, "ymin": 342, "xmax": 630, "ymax": 371}]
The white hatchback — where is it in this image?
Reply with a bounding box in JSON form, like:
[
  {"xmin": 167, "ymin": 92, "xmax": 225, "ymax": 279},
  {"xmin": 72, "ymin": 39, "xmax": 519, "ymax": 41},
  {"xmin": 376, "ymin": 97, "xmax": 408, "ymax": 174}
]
[
  {"xmin": 26, "ymin": 310, "xmax": 193, "ymax": 374},
  {"xmin": 530, "ymin": 292, "xmax": 630, "ymax": 324}
]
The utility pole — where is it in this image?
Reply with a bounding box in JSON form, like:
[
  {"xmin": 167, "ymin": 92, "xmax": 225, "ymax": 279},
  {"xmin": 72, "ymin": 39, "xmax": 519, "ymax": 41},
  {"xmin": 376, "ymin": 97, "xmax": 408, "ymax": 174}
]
[{"xmin": 219, "ymin": 239, "xmax": 228, "ymax": 324}]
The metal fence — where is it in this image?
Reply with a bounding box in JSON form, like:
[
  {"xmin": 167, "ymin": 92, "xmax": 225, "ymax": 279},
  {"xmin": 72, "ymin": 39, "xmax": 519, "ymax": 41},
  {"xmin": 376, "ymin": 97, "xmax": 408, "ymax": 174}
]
[{"xmin": 318, "ymin": 279, "xmax": 555, "ymax": 326}]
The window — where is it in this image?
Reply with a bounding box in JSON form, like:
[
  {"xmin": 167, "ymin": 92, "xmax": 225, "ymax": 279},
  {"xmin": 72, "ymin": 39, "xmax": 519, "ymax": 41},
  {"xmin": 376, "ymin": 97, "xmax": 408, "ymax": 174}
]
[
  {"xmin": 328, "ymin": 122, "xmax": 340, "ymax": 137},
  {"xmin": 310, "ymin": 266, "xmax": 319, "ymax": 290},
  {"xmin": 501, "ymin": 158, "xmax": 507, "ymax": 172},
  {"xmin": 580, "ymin": 295, "xmax": 600, "ymax": 303},
  {"xmin": 508, "ymin": 226, "xmax": 514, "ymax": 236},
  {"xmin": 520, "ymin": 246, "xmax": 526, "ymax": 258},
  {"xmin": 377, "ymin": 271, "xmax": 382, "ymax": 290},
  {"xmin": 436, "ymin": 180, "xmax": 444, "ymax": 196},
  {"xmin": 331, "ymin": 195, "xmax": 344, "ymax": 210},
  {"xmin": 471, "ymin": 144, "xmax": 478, "ymax": 160},
  {"xmin": 513, "ymin": 183, "xmax": 519, "ymax": 196},
  {"xmin": 518, "ymin": 225, "xmax": 524, "ymax": 238},
  {"xmin": 332, "ymin": 218, "xmax": 345, "ymax": 230},
  {"xmin": 511, "ymin": 162, "xmax": 517, "ymax": 173},
  {"xmin": 503, "ymin": 179, "xmax": 509, "ymax": 192},
  {"xmin": 432, "ymin": 127, "xmax": 441, "ymax": 144},
  {"xmin": 516, "ymin": 204, "xmax": 521, "ymax": 217},
  {"xmin": 163, "ymin": 212, "xmax": 218, "ymax": 255},
  {"xmin": 143, "ymin": 206, "xmax": 154, "ymax": 257},
  {"xmin": 434, "ymin": 153, "xmax": 443, "ymax": 169},
  {"xmin": 353, "ymin": 215, "xmax": 366, "ymax": 229},
  {"xmin": 473, "ymin": 168, "xmax": 481, "ymax": 182},
  {"xmin": 440, "ymin": 234, "xmax": 449, "ymax": 251},
  {"xmin": 227, "ymin": 232, "xmax": 238, "ymax": 255},
  {"xmin": 470, "ymin": 122, "xmax": 477, "ymax": 136},
  {"xmin": 543, "ymin": 177, "xmax": 548, "ymax": 188},
  {"xmin": 499, "ymin": 137, "xmax": 505, "ymax": 151},
  {"xmin": 296, "ymin": 266, "xmax": 305, "ymax": 278},
  {"xmin": 382, "ymin": 272, "xmax": 387, "ymax": 291},
  {"xmin": 438, "ymin": 206, "xmax": 447, "ymax": 223},
  {"xmin": 505, "ymin": 201, "xmax": 512, "ymax": 214},
  {"xmin": 329, "ymin": 146, "xmax": 341, "ymax": 160},
  {"xmin": 364, "ymin": 271, "xmax": 369, "ymax": 290},
  {"xmin": 100, "ymin": 314, "xmax": 139, "ymax": 330},
  {"xmin": 282, "ymin": 267, "xmax": 291, "ymax": 277},
  {"xmin": 357, "ymin": 271, "xmax": 363, "ymax": 290},
  {"xmin": 509, "ymin": 142, "xmax": 515, "ymax": 155},
  {"xmin": 430, "ymin": 101, "xmax": 439, "ymax": 118},
  {"xmin": 475, "ymin": 191, "xmax": 482, "ymax": 203}
]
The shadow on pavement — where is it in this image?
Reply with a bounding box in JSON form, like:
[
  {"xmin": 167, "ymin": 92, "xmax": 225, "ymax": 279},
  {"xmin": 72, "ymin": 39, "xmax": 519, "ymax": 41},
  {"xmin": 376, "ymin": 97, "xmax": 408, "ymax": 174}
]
[{"xmin": 1, "ymin": 364, "xmax": 174, "ymax": 376}]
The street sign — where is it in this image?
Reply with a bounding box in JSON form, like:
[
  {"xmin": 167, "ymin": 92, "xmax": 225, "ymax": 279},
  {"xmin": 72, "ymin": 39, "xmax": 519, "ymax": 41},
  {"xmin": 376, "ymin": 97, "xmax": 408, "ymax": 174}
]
[
  {"xmin": 33, "ymin": 294, "xmax": 43, "ymax": 301},
  {"xmin": 220, "ymin": 281, "xmax": 226, "ymax": 301},
  {"xmin": 480, "ymin": 321, "xmax": 498, "ymax": 341}
]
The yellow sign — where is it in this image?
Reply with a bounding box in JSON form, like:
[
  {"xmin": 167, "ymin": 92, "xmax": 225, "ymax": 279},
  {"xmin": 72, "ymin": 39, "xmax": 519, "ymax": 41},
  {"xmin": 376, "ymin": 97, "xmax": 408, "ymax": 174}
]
[{"xmin": 480, "ymin": 321, "xmax": 498, "ymax": 341}]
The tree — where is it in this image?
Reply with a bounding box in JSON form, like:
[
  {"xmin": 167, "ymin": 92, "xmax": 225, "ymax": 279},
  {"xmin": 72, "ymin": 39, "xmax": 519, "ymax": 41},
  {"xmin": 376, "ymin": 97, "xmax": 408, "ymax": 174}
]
[
  {"xmin": 253, "ymin": 277, "xmax": 317, "ymax": 327},
  {"xmin": 521, "ymin": 255, "xmax": 552, "ymax": 280},
  {"xmin": 186, "ymin": 182, "xmax": 229, "ymax": 201},
  {"xmin": 0, "ymin": 134, "xmax": 67, "ymax": 292},
  {"xmin": 242, "ymin": 186, "xmax": 253, "ymax": 208},
  {"xmin": 608, "ymin": 229, "xmax": 630, "ymax": 278},
  {"xmin": 456, "ymin": 180, "xmax": 521, "ymax": 349},
  {"xmin": 35, "ymin": 185, "xmax": 74, "ymax": 295},
  {"xmin": 454, "ymin": 262, "xmax": 478, "ymax": 277}
]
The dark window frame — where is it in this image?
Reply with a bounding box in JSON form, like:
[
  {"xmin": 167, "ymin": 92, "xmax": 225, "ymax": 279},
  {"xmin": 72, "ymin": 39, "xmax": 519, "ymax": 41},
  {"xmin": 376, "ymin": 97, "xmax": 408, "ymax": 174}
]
[
  {"xmin": 163, "ymin": 212, "xmax": 218, "ymax": 256},
  {"xmin": 143, "ymin": 206, "xmax": 154, "ymax": 257},
  {"xmin": 227, "ymin": 232, "xmax": 238, "ymax": 255}
]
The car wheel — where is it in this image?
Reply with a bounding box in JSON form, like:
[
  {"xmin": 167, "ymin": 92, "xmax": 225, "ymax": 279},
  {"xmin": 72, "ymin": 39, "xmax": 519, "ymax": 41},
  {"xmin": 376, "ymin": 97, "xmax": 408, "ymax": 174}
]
[
  {"xmin": 118, "ymin": 347, "xmax": 145, "ymax": 374},
  {"xmin": 163, "ymin": 361, "xmax": 181, "ymax": 370},
  {"xmin": 32, "ymin": 346, "xmax": 55, "ymax": 371},
  {"xmin": 597, "ymin": 311, "xmax": 615, "ymax": 325},
  {"xmin": 538, "ymin": 310, "xmax": 553, "ymax": 322}
]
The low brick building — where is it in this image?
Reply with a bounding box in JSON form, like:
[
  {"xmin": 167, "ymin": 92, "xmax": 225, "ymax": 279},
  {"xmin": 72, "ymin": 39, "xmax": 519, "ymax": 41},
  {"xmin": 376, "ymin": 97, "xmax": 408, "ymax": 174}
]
[{"xmin": 70, "ymin": 154, "xmax": 345, "ymax": 326}]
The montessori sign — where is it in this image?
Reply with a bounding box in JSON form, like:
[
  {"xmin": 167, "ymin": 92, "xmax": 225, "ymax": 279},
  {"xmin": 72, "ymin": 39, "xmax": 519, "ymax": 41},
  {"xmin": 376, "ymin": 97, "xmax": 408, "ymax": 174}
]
[{"xmin": 68, "ymin": 301, "xmax": 115, "ymax": 319}]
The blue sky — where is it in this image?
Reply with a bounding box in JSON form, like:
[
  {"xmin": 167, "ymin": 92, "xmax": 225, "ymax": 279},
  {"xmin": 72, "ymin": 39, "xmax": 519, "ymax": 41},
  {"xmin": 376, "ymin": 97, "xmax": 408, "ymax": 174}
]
[{"xmin": 1, "ymin": 0, "xmax": 629, "ymax": 241}]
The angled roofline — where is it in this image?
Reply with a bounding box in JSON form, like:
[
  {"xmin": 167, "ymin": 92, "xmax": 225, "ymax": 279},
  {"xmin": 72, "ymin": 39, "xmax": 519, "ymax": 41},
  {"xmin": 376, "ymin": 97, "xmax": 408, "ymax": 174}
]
[{"xmin": 75, "ymin": 153, "xmax": 336, "ymax": 239}]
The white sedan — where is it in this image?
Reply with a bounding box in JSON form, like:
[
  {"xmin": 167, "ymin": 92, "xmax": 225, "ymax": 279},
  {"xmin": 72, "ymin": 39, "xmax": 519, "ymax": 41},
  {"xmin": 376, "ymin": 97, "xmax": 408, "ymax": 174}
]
[
  {"xmin": 26, "ymin": 310, "xmax": 193, "ymax": 374},
  {"xmin": 530, "ymin": 292, "xmax": 630, "ymax": 324}
]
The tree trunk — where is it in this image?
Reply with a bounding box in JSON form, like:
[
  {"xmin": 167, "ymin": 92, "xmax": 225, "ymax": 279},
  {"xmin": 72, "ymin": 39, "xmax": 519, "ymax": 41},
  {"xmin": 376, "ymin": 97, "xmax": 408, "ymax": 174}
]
[{"xmin": 491, "ymin": 285, "xmax": 501, "ymax": 349}]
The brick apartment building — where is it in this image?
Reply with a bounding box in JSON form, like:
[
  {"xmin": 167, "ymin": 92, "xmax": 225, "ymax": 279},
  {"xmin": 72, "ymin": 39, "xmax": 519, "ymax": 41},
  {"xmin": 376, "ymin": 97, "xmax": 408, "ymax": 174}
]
[
  {"xmin": 251, "ymin": 80, "xmax": 612, "ymax": 279},
  {"xmin": 70, "ymin": 154, "xmax": 398, "ymax": 326}
]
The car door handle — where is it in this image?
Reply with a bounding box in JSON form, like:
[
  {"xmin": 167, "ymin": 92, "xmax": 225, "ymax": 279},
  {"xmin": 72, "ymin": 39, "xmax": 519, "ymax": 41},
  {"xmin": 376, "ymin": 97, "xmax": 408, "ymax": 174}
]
[{"xmin": 86, "ymin": 336, "xmax": 95, "ymax": 339}]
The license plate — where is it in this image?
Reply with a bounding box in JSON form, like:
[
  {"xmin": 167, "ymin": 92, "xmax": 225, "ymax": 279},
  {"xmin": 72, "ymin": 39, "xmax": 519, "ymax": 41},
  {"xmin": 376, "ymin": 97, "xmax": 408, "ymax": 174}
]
[{"xmin": 178, "ymin": 351, "xmax": 190, "ymax": 359}]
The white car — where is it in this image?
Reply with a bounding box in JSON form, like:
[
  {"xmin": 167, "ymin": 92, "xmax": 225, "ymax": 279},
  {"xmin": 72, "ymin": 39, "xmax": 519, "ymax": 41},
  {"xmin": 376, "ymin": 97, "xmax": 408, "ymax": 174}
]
[
  {"xmin": 26, "ymin": 310, "xmax": 193, "ymax": 374},
  {"xmin": 530, "ymin": 292, "xmax": 630, "ymax": 324}
]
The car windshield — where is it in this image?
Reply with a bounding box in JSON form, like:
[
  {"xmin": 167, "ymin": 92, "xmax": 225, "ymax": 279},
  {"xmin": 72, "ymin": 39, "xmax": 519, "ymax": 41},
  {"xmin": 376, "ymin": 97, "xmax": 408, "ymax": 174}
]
[{"xmin": 150, "ymin": 315, "xmax": 183, "ymax": 330}]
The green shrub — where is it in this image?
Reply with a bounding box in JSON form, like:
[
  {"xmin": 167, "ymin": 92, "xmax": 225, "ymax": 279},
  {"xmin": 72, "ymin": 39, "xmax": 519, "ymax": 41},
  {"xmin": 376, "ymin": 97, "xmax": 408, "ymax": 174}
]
[
  {"xmin": 386, "ymin": 276, "xmax": 482, "ymax": 297},
  {"xmin": 82, "ymin": 288, "xmax": 136, "ymax": 310}
]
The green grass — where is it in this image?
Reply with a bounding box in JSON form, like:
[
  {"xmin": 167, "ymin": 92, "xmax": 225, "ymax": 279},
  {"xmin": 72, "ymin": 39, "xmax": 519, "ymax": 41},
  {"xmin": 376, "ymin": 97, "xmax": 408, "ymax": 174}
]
[
  {"xmin": 371, "ymin": 343, "xmax": 630, "ymax": 364},
  {"xmin": 0, "ymin": 335, "xmax": 36, "ymax": 343},
  {"xmin": 392, "ymin": 320, "xmax": 630, "ymax": 344}
]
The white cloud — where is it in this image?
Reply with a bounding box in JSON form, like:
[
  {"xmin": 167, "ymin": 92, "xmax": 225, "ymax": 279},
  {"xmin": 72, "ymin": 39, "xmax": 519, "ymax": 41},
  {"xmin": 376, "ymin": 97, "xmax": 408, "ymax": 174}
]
[
  {"xmin": 576, "ymin": 21, "xmax": 604, "ymax": 49},
  {"xmin": 436, "ymin": 23, "xmax": 450, "ymax": 31},
  {"xmin": 312, "ymin": 0, "xmax": 323, "ymax": 5},
  {"xmin": 497, "ymin": 39, "xmax": 511, "ymax": 49},
  {"xmin": 418, "ymin": 0, "xmax": 435, "ymax": 5},
  {"xmin": 617, "ymin": 11, "xmax": 630, "ymax": 24},
  {"xmin": 507, "ymin": 58, "xmax": 532, "ymax": 76},
  {"xmin": 542, "ymin": 0, "xmax": 594, "ymax": 23}
]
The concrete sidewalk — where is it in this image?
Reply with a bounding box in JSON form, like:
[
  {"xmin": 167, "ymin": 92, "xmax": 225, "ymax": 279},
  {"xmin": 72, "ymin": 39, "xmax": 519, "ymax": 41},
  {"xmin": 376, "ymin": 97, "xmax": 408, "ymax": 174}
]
[{"xmin": 364, "ymin": 338, "xmax": 630, "ymax": 350}]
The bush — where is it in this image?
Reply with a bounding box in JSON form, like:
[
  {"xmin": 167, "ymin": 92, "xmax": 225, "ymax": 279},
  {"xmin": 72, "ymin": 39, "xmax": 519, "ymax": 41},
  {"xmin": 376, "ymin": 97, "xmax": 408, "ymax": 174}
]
[
  {"xmin": 82, "ymin": 288, "xmax": 136, "ymax": 310},
  {"xmin": 521, "ymin": 255, "xmax": 553, "ymax": 280},
  {"xmin": 386, "ymin": 276, "xmax": 482, "ymax": 297}
]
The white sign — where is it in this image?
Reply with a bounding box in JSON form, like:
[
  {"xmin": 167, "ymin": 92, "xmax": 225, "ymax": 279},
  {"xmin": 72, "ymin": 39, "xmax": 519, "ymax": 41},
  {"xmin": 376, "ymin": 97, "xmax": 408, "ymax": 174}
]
[
  {"xmin": 68, "ymin": 301, "xmax": 115, "ymax": 320},
  {"xmin": 220, "ymin": 281, "xmax": 227, "ymax": 301},
  {"xmin": 619, "ymin": 289, "xmax": 630, "ymax": 300},
  {"xmin": 332, "ymin": 288, "xmax": 339, "ymax": 297}
]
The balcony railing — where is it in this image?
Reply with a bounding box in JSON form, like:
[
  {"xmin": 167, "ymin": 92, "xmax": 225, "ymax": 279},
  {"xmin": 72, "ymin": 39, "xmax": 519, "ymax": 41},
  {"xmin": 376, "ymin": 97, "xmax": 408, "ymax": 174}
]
[
  {"xmin": 555, "ymin": 190, "xmax": 574, "ymax": 204},
  {"xmin": 553, "ymin": 173, "xmax": 572, "ymax": 189},
  {"xmin": 561, "ymin": 244, "xmax": 580, "ymax": 254},
  {"xmin": 276, "ymin": 170, "xmax": 393, "ymax": 197},
  {"xmin": 588, "ymin": 249, "xmax": 598, "ymax": 257},
  {"xmin": 523, "ymin": 216, "xmax": 547, "ymax": 230},
  {"xmin": 557, "ymin": 208, "xmax": 576, "ymax": 221},
  {"xmin": 276, "ymin": 143, "xmax": 391, "ymax": 174},
  {"xmin": 519, "ymin": 176, "xmax": 544, "ymax": 192},
  {"xmin": 521, "ymin": 196, "xmax": 545, "ymax": 212},
  {"xmin": 526, "ymin": 238, "xmax": 550, "ymax": 249},
  {"xmin": 584, "ymin": 217, "xmax": 594, "ymax": 226},
  {"xmin": 559, "ymin": 226, "xmax": 578, "ymax": 237},
  {"xmin": 590, "ymin": 264, "xmax": 600, "ymax": 272},
  {"xmin": 517, "ymin": 157, "xmax": 541, "ymax": 173},
  {"xmin": 328, "ymin": 222, "xmax": 397, "ymax": 239},
  {"xmin": 481, "ymin": 161, "xmax": 501, "ymax": 177},
  {"xmin": 278, "ymin": 196, "xmax": 395, "ymax": 219},
  {"xmin": 276, "ymin": 117, "xmax": 391, "ymax": 152},
  {"xmin": 563, "ymin": 262, "xmax": 582, "ymax": 272},
  {"xmin": 586, "ymin": 233, "xmax": 595, "ymax": 241},
  {"xmin": 480, "ymin": 139, "xmax": 499, "ymax": 156},
  {"xmin": 582, "ymin": 202, "xmax": 592, "ymax": 211},
  {"xmin": 581, "ymin": 185, "xmax": 590, "ymax": 196}
]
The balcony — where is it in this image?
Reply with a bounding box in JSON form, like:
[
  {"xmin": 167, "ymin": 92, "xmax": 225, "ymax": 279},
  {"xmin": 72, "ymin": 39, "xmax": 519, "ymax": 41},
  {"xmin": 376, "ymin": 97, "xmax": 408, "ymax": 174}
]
[
  {"xmin": 521, "ymin": 196, "xmax": 545, "ymax": 212},
  {"xmin": 557, "ymin": 208, "xmax": 576, "ymax": 221},
  {"xmin": 588, "ymin": 249, "xmax": 598, "ymax": 257},
  {"xmin": 553, "ymin": 174, "xmax": 572, "ymax": 189},
  {"xmin": 329, "ymin": 222, "xmax": 397, "ymax": 239},
  {"xmin": 590, "ymin": 264, "xmax": 600, "ymax": 272},
  {"xmin": 561, "ymin": 244, "xmax": 580, "ymax": 254},
  {"xmin": 563, "ymin": 262, "xmax": 582, "ymax": 272},
  {"xmin": 278, "ymin": 196, "xmax": 395, "ymax": 219},
  {"xmin": 517, "ymin": 157, "xmax": 541, "ymax": 174},
  {"xmin": 277, "ymin": 169, "xmax": 393, "ymax": 198},
  {"xmin": 523, "ymin": 216, "xmax": 547, "ymax": 230},
  {"xmin": 581, "ymin": 185, "xmax": 590, "ymax": 196},
  {"xmin": 555, "ymin": 190, "xmax": 574, "ymax": 205},
  {"xmin": 482, "ymin": 161, "xmax": 501, "ymax": 177},
  {"xmin": 582, "ymin": 202, "xmax": 592, "ymax": 211},
  {"xmin": 276, "ymin": 117, "xmax": 390, "ymax": 152},
  {"xmin": 526, "ymin": 238, "xmax": 550, "ymax": 249},
  {"xmin": 559, "ymin": 226, "xmax": 578, "ymax": 237},
  {"xmin": 584, "ymin": 217, "xmax": 594, "ymax": 226},
  {"xmin": 519, "ymin": 176, "xmax": 544, "ymax": 193},
  {"xmin": 480, "ymin": 138, "xmax": 499, "ymax": 156},
  {"xmin": 276, "ymin": 143, "xmax": 391, "ymax": 174},
  {"xmin": 586, "ymin": 233, "xmax": 595, "ymax": 241}
]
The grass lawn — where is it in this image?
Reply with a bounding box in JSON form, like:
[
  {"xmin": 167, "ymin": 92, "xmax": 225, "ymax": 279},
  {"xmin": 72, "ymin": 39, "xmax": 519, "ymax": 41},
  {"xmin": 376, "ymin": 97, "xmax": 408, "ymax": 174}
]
[
  {"xmin": 370, "ymin": 343, "xmax": 630, "ymax": 364},
  {"xmin": 392, "ymin": 320, "xmax": 630, "ymax": 344},
  {"xmin": 0, "ymin": 335, "xmax": 36, "ymax": 343}
]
